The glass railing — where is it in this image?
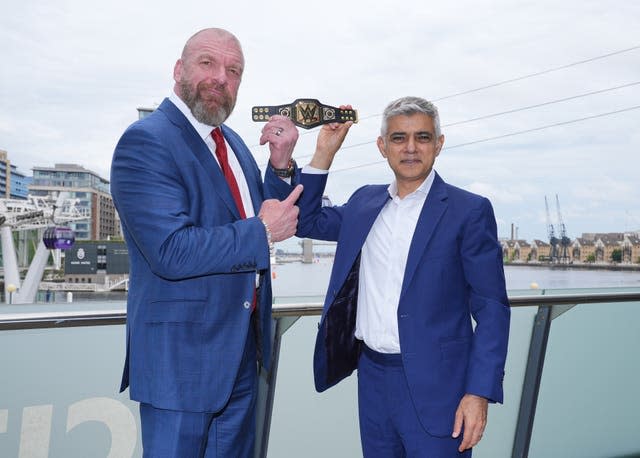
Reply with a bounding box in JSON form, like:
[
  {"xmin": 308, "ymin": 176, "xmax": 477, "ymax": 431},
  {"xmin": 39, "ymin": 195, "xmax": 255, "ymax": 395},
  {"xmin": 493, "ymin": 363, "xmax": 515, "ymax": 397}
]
[{"xmin": 1, "ymin": 288, "xmax": 639, "ymax": 457}]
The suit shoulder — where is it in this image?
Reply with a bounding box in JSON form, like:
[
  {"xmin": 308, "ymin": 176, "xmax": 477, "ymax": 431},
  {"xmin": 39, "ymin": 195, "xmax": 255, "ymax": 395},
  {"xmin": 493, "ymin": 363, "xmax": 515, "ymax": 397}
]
[
  {"xmin": 444, "ymin": 182, "xmax": 490, "ymax": 207},
  {"xmin": 120, "ymin": 109, "xmax": 173, "ymax": 139},
  {"xmin": 112, "ymin": 108, "xmax": 178, "ymax": 170},
  {"xmin": 349, "ymin": 184, "xmax": 387, "ymax": 201}
]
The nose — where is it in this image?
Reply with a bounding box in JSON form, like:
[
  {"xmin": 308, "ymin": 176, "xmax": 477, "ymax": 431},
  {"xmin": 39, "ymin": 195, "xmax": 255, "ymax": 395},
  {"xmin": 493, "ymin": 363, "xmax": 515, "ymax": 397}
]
[
  {"xmin": 406, "ymin": 136, "xmax": 417, "ymax": 154},
  {"xmin": 207, "ymin": 64, "xmax": 227, "ymax": 86}
]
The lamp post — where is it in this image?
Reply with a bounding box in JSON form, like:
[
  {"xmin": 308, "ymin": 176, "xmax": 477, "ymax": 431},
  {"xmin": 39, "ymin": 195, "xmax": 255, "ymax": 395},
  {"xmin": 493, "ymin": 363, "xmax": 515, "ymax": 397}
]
[{"xmin": 6, "ymin": 283, "xmax": 17, "ymax": 305}]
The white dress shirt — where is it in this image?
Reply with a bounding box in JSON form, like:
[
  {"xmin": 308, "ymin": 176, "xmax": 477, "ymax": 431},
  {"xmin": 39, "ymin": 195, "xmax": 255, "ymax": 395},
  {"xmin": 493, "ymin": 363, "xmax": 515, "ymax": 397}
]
[
  {"xmin": 169, "ymin": 92, "xmax": 254, "ymax": 217},
  {"xmin": 302, "ymin": 165, "xmax": 435, "ymax": 354},
  {"xmin": 355, "ymin": 171, "xmax": 435, "ymax": 353}
]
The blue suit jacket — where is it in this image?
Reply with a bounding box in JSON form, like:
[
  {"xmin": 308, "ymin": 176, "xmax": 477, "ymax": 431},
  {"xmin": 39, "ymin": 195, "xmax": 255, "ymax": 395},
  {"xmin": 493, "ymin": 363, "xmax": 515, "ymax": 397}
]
[
  {"xmin": 296, "ymin": 171, "xmax": 510, "ymax": 436},
  {"xmin": 110, "ymin": 98, "xmax": 291, "ymax": 413}
]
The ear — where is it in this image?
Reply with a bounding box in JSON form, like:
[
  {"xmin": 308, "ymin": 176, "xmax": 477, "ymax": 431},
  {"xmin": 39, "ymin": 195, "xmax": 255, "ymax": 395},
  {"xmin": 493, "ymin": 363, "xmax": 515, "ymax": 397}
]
[
  {"xmin": 435, "ymin": 134, "xmax": 445, "ymax": 157},
  {"xmin": 377, "ymin": 136, "xmax": 387, "ymax": 158},
  {"xmin": 173, "ymin": 59, "xmax": 183, "ymax": 84}
]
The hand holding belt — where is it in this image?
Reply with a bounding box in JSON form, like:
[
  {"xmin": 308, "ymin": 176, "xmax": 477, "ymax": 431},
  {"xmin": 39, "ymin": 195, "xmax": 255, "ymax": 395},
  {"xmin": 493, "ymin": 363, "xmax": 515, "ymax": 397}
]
[{"xmin": 252, "ymin": 98, "xmax": 358, "ymax": 129}]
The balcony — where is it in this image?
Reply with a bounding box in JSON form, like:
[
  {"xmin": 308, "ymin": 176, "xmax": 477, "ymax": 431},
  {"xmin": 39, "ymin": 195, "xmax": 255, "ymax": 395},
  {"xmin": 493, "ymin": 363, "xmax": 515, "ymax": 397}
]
[{"xmin": 1, "ymin": 288, "xmax": 640, "ymax": 457}]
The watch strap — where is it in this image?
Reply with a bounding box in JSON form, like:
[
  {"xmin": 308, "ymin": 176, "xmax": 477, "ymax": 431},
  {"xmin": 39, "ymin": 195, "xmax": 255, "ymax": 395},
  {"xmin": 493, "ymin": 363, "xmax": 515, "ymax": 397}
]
[{"xmin": 270, "ymin": 159, "xmax": 297, "ymax": 178}]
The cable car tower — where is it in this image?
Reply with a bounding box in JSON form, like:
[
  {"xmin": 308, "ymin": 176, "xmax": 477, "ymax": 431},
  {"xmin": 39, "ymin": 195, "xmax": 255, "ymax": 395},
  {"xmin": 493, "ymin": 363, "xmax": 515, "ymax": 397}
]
[{"xmin": 0, "ymin": 193, "xmax": 89, "ymax": 304}]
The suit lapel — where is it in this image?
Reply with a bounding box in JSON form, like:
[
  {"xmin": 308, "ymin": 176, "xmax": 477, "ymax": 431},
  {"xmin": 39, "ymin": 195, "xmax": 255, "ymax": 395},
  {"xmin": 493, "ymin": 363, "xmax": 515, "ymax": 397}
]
[
  {"xmin": 401, "ymin": 173, "xmax": 448, "ymax": 298},
  {"xmin": 334, "ymin": 187, "xmax": 390, "ymax": 286},
  {"xmin": 159, "ymin": 99, "xmax": 242, "ymax": 219}
]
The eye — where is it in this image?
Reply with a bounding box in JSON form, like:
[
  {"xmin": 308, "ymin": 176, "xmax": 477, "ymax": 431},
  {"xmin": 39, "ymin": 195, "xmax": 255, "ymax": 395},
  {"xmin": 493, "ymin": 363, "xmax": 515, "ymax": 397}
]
[
  {"xmin": 416, "ymin": 133, "xmax": 432, "ymax": 142},
  {"xmin": 390, "ymin": 134, "xmax": 405, "ymax": 143}
]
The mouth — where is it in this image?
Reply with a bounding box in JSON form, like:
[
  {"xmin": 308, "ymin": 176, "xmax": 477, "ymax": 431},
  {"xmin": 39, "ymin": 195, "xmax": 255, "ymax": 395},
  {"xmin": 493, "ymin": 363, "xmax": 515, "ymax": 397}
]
[
  {"xmin": 198, "ymin": 82, "xmax": 227, "ymax": 101},
  {"xmin": 400, "ymin": 159, "xmax": 421, "ymax": 165},
  {"xmin": 203, "ymin": 89, "xmax": 225, "ymax": 101}
]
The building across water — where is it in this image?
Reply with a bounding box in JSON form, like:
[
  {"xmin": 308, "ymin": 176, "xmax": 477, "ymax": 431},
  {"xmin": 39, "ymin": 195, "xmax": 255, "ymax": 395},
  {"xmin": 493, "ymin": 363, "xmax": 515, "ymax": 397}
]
[
  {"xmin": 0, "ymin": 149, "xmax": 31, "ymax": 200},
  {"xmin": 502, "ymin": 232, "xmax": 640, "ymax": 265},
  {"xmin": 29, "ymin": 163, "xmax": 120, "ymax": 241}
]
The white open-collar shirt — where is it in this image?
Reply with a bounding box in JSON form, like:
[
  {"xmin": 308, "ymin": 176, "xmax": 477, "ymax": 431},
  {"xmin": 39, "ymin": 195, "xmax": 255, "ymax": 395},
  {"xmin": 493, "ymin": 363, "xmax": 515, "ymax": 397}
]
[
  {"xmin": 355, "ymin": 170, "xmax": 435, "ymax": 353},
  {"xmin": 303, "ymin": 165, "xmax": 436, "ymax": 354}
]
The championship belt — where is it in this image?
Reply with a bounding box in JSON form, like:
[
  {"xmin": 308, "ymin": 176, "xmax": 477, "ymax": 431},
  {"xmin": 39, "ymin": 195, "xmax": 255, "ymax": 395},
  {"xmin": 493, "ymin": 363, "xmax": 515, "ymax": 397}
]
[{"xmin": 252, "ymin": 98, "xmax": 358, "ymax": 129}]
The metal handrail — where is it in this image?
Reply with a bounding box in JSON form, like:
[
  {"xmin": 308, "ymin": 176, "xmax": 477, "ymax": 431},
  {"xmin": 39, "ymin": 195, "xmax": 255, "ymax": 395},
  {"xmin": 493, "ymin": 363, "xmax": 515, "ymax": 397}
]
[
  {"xmin": 2, "ymin": 289, "xmax": 639, "ymax": 458},
  {"xmin": 1, "ymin": 291, "xmax": 639, "ymax": 331}
]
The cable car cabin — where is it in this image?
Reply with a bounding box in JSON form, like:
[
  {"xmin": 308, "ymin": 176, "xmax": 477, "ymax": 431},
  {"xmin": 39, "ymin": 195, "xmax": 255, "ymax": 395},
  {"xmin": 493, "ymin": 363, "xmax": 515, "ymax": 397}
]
[{"xmin": 43, "ymin": 226, "xmax": 76, "ymax": 250}]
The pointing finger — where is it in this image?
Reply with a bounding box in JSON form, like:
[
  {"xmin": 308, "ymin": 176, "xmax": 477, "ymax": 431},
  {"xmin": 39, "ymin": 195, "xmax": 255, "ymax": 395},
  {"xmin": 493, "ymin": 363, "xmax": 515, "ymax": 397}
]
[{"xmin": 283, "ymin": 184, "xmax": 303, "ymax": 205}]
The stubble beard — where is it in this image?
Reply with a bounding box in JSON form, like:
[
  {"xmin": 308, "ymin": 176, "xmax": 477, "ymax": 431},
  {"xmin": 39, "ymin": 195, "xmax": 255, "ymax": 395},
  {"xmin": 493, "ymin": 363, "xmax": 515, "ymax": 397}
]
[{"xmin": 179, "ymin": 80, "xmax": 236, "ymax": 126}]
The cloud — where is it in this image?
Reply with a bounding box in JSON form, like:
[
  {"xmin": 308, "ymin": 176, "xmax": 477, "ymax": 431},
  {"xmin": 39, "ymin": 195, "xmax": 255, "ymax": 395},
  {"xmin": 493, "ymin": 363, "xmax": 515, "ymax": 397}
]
[{"xmin": 0, "ymin": 0, "xmax": 638, "ymax": 243}]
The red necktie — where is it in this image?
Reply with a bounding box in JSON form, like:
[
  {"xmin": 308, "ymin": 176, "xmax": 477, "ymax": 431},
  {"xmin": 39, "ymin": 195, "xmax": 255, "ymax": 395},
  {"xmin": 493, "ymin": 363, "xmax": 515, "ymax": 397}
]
[
  {"xmin": 212, "ymin": 127, "xmax": 246, "ymax": 219},
  {"xmin": 212, "ymin": 127, "xmax": 257, "ymax": 311}
]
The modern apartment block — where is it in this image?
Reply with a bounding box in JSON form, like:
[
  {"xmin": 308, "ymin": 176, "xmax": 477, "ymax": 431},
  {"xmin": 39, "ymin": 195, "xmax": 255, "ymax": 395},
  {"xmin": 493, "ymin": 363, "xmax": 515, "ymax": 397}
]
[
  {"xmin": 28, "ymin": 163, "xmax": 119, "ymax": 240},
  {"xmin": 0, "ymin": 149, "xmax": 32, "ymax": 199}
]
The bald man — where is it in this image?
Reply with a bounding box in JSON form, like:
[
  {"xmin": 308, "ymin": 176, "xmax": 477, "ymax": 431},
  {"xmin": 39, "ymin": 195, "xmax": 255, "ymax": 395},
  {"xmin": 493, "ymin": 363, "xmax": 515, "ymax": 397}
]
[{"xmin": 111, "ymin": 28, "xmax": 301, "ymax": 457}]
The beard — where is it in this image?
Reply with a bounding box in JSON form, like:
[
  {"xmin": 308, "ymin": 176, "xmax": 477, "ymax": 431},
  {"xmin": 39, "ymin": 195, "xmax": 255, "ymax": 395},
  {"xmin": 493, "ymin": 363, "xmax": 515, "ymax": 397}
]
[{"xmin": 179, "ymin": 80, "xmax": 236, "ymax": 126}]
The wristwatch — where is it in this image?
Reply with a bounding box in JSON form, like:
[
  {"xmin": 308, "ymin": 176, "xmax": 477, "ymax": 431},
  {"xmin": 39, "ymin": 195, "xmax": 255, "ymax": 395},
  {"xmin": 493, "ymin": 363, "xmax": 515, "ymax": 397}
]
[
  {"xmin": 270, "ymin": 159, "xmax": 297, "ymax": 178},
  {"xmin": 252, "ymin": 98, "xmax": 358, "ymax": 129}
]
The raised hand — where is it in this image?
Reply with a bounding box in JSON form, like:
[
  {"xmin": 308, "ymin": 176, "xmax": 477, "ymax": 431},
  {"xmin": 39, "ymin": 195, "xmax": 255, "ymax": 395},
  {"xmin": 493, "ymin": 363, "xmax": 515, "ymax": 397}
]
[
  {"xmin": 258, "ymin": 184, "xmax": 304, "ymax": 242},
  {"xmin": 259, "ymin": 115, "xmax": 299, "ymax": 169},
  {"xmin": 310, "ymin": 105, "xmax": 355, "ymax": 170}
]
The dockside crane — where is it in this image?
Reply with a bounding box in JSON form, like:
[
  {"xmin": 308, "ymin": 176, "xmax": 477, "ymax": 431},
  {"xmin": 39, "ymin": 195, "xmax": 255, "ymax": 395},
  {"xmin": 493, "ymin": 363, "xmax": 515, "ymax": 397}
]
[
  {"xmin": 545, "ymin": 196, "xmax": 559, "ymax": 262},
  {"xmin": 555, "ymin": 194, "xmax": 571, "ymax": 263}
]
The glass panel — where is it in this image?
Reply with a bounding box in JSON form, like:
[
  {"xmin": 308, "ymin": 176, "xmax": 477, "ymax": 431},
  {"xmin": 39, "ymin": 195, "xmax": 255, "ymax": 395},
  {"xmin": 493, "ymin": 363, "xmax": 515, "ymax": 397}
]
[
  {"xmin": 2, "ymin": 285, "xmax": 638, "ymax": 457},
  {"xmin": 0, "ymin": 306, "xmax": 140, "ymax": 457},
  {"xmin": 530, "ymin": 299, "xmax": 640, "ymax": 457},
  {"xmin": 268, "ymin": 316, "xmax": 361, "ymax": 457},
  {"xmin": 268, "ymin": 307, "xmax": 540, "ymax": 458},
  {"xmin": 474, "ymin": 305, "xmax": 538, "ymax": 457}
]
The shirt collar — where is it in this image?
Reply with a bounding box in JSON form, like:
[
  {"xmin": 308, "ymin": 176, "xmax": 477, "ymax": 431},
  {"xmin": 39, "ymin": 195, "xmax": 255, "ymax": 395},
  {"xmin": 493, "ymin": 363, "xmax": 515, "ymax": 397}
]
[
  {"xmin": 387, "ymin": 169, "xmax": 436, "ymax": 200},
  {"xmin": 169, "ymin": 90, "xmax": 218, "ymax": 141}
]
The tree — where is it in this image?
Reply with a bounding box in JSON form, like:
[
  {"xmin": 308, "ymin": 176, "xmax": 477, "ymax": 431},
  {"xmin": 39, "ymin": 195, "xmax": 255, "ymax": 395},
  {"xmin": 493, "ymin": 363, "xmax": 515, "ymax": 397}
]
[
  {"xmin": 610, "ymin": 249, "xmax": 622, "ymax": 263},
  {"xmin": 586, "ymin": 253, "xmax": 596, "ymax": 263}
]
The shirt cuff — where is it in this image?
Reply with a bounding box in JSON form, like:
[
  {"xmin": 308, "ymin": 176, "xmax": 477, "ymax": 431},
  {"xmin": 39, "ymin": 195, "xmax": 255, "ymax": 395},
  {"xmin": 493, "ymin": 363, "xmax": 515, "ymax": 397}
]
[{"xmin": 302, "ymin": 165, "xmax": 329, "ymax": 175}]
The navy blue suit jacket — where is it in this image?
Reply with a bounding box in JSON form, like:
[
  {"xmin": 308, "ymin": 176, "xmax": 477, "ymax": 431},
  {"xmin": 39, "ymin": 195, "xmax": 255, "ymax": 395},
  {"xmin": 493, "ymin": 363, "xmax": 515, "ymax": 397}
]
[
  {"xmin": 296, "ymin": 171, "xmax": 510, "ymax": 436},
  {"xmin": 110, "ymin": 98, "xmax": 291, "ymax": 413}
]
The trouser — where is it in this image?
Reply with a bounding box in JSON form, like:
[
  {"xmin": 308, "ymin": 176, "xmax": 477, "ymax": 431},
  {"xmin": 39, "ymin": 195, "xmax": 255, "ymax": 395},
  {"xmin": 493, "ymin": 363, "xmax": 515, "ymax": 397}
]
[
  {"xmin": 139, "ymin": 325, "xmax": 257, "ymax": 458},
  {"xmin": 358, "ymin": 345, "xmax": 471, "ymax": 458}
]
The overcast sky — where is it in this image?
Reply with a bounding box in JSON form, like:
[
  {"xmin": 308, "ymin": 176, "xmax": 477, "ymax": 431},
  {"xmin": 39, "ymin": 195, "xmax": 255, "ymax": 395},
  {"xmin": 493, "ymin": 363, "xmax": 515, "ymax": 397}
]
[{"xmin": 1, "ymin": 0, "xmax": 639, "ymax": 242}]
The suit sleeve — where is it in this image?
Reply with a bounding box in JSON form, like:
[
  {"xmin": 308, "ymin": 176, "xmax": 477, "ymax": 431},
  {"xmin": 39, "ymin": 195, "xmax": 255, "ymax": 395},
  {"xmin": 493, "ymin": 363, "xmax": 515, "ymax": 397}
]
[
  {"xmin": 110, "ymin": 126, "xmax": 270, "ymax": 280},
  {"xmin": 295, "ymin": 172, "xmax": 344, "ymax": 242},
  {"xmin": 263, "ymin": 163, "xmax": 299, "ymax": 199},
  {"xmin": 461, "ymin": 198, "xmax": 511, "ymax": 403}
]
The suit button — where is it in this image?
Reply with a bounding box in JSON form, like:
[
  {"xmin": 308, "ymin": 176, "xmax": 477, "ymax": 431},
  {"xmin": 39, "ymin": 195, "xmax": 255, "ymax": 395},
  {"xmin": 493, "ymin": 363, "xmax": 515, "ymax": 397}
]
[{"xmin": 243, "ymin": 301, "xmax": 251, "ymax": 309}]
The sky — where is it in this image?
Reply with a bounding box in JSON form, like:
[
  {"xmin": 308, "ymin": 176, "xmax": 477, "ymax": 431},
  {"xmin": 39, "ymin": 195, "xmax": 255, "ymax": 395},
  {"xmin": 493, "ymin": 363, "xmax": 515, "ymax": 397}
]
[{"xmin": 1, "ymin": 0, "xmax": 639, "ymax": 243}]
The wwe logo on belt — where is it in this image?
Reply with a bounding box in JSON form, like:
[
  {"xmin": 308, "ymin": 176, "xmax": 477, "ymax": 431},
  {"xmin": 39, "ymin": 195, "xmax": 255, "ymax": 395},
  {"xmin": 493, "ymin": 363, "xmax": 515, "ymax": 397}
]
[{"xmin": 294, "ymin": 100, "xmax": 320, "ymax": 126}]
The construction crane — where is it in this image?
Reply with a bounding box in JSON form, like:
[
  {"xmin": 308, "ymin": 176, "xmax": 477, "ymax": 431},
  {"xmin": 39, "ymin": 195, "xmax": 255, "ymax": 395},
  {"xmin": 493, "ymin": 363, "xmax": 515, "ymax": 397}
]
[
  {"xmin": 545, "ymin": 196, "xmax": 558, "ymax": 262},
  {"xmin": 555, "ymin": 194, "xmax": 571, "ymax": 263}
]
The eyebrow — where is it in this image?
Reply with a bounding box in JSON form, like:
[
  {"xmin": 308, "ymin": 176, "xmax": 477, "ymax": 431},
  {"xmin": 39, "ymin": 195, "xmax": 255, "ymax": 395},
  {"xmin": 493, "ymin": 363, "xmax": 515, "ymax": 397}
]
[{"xmin": 389, "ymin": 131, "xmax": 433, "ymax": 136}]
